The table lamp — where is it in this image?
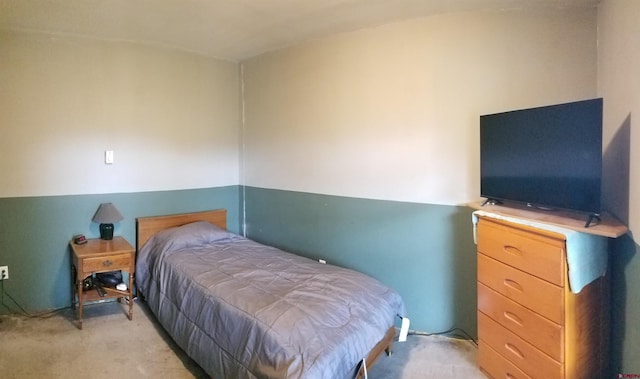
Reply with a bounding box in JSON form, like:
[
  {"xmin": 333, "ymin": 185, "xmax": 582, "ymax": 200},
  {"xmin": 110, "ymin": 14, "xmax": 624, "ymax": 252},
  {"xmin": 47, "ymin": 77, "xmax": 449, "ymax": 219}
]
[{"xmin": 92, "ymin": 203, "xmax": 123, "ymax": 240}]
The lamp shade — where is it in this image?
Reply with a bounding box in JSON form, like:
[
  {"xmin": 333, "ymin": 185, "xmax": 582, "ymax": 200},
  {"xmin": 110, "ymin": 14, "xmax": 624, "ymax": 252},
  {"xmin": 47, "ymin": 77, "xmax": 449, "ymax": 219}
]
[{"xmin": 92, "ymin": 203, "xmax": 124, "ymax": 224}]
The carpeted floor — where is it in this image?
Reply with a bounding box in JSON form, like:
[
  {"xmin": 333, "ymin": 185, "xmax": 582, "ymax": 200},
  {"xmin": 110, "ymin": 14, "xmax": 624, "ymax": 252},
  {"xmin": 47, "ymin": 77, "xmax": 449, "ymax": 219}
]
[
  {"xmin": 368, "ymin": 330, "xmax": 484, "ymax": 378},
  {"xmin": 0, "ymin": 300, "xmax": 485, "ymax": 378}
]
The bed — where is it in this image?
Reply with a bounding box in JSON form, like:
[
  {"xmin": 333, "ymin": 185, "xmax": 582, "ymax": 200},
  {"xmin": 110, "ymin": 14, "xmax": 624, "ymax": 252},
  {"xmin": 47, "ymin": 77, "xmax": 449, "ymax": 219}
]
[{"xmin": 136, "ymin": 209, "xmax": 407, "ymax": 379}]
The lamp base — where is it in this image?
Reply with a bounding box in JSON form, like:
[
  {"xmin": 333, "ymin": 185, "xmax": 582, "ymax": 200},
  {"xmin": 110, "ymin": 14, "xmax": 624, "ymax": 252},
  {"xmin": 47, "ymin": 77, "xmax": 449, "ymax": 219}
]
[{"xmin": 99, "ymin": 223, "xmax": 114, "ymax": 240}]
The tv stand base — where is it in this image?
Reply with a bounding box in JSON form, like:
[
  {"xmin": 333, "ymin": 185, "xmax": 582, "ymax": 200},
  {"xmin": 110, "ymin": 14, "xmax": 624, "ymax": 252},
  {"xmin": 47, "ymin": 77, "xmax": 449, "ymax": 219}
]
[
  {"xmin": 481, "ymin": 198, "xmax": 503, "ymax": 207},
  {"xmin": 585, "ymin": 213, "xmax": 601, "ymax": 228}
]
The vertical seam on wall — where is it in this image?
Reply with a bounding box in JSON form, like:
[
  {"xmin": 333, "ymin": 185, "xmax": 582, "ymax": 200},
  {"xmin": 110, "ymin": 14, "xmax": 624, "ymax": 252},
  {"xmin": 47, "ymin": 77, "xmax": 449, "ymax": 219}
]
[{"xmin": 240, "ymin": 63, "xmax": 247, "ymax": 236}]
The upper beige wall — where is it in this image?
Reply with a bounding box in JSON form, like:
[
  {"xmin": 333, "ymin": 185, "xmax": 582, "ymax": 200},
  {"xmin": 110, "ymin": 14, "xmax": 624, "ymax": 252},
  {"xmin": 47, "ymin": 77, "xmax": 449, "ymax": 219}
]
[
  {"xmin": 0, "ymin": 31, "xmax": 240, "ymax": 197},
  {"xmin": 242, "ymin": 8, "xmax": 597, "ymax": 205},
  {"xmin": 598, "ymin": 0, "xmax": 640, "ymax": 235}
]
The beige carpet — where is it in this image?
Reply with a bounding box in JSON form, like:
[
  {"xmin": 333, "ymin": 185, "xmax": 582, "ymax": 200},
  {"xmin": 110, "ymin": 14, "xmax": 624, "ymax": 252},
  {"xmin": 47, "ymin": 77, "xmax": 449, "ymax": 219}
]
[
  {"xmin": 367, "ymin": 330, "xmax": 485, "ymax": 378},
  {"xmin": 0, "ymin": 300, "xmax": 485, "ymax": 378}
]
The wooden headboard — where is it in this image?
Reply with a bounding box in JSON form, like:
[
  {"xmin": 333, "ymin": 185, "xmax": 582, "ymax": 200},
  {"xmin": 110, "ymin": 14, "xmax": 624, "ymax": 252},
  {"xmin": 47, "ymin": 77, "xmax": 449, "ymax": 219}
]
[{"xmin": 136, "ymin": 209, "xmax": 227, "ymax": 251}]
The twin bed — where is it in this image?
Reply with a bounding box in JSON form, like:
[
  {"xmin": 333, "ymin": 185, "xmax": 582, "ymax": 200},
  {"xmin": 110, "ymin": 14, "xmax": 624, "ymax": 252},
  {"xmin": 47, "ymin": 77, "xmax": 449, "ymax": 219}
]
[{"xmin": 136, "ymin": 209, "xmax": 407, "ymax": 378}]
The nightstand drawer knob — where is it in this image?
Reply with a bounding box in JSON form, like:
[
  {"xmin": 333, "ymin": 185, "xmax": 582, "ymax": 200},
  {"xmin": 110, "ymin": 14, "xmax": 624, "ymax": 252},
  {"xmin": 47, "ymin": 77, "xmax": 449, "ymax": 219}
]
[{"xmin": 102, "ymin": 260, "xmax": 113, "ymax": 267}]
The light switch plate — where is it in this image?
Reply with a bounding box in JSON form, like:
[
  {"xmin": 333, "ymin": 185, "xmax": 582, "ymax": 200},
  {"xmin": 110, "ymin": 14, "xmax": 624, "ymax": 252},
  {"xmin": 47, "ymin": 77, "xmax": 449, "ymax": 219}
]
[{"xmin": 105, "ymin": 150, "xmax": 114, "ymax": 164}]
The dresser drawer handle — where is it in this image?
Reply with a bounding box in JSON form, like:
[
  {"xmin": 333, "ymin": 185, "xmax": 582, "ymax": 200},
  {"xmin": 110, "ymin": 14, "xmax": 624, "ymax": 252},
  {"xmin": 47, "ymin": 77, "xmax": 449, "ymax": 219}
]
[
  {"xmin": 504, "ymin": 311, "xmax": 523, "ymax": 326},
  {"xmin": 102, "ymin": 260, "xmax": 113, "ymax": 267},
  {"xmin": 506, "ymin": 374, "xmax": 517, "ymax": 379},
  {"xmin": 503, "ymin": 278, "xmax": 523, "ymax": 291},
  {"xmin": 505, "ymin": 343, "xmax": 525, "ymax": 359},
  {"xmin": 503, "ymin": 245, "xmax": 522, "ymax": 256}
]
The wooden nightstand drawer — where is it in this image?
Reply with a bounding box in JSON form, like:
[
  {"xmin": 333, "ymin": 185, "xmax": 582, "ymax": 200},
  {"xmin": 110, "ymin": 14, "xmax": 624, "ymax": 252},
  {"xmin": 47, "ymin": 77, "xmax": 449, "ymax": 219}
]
[
  {"xmin": 478, "ymin": 218, "xmax": 565, "ymax": 286},
  {"xmin": 479, "ymin": 341, "xmax": 532, "ymax": 379},
  {"xmin": 478, "ymin": 253, "xmax": 564, "ymax": 324},
  {"xmin": 479, "ymin": 312, "xmax": 563, "ymax": 379},
  {"xmin": 83, "ymin": 254, "xmax": 131, "ymax": 272},
  {"xmin": 478, "ymin": 282, "xmax": 563, "ymax": 361}
]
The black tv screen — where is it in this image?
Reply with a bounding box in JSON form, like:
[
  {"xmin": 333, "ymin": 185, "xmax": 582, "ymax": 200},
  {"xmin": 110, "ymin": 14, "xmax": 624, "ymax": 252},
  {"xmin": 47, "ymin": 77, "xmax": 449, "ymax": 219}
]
[{"xmin": 480, "ymin": 98, "xmax": 603, "ymax": 215}]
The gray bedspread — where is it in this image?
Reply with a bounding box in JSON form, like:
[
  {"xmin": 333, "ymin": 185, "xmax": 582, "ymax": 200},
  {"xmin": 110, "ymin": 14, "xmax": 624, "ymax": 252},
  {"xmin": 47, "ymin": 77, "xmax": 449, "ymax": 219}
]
[{"xmin": 137, "ymin": 221, "xmax": 406, "ymax": 379}]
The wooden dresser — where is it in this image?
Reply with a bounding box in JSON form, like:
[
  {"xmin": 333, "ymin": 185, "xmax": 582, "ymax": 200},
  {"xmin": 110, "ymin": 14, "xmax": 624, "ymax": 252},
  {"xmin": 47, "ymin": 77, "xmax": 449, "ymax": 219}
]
[
  {"xmin": 471, "ymin": 202, "xmax": 628, "ymax": 379},
  {"xmin": 476, "ymin": 215, "xmax": 612, "ymax": 379}
]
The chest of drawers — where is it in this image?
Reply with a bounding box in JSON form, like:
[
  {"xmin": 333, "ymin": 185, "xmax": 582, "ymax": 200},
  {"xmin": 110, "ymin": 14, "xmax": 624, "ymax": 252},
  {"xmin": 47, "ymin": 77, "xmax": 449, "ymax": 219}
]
[{"xmin": 476, "ymin": 217, "xmax": 609, "ymax": 379}]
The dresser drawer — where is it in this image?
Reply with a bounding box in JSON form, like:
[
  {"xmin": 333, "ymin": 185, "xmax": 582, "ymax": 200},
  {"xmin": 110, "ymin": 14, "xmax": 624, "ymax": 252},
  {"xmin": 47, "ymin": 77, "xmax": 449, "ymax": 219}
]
[
  {"xmin": 479, "ymin": 341, "xmax": 532, "ymax": 379},
  {"xmin": 478, "ymin": 312, "xmax": 563, "ymax": 379},
  {"xmin": 82, "ymin": 254, "xmax": 131, "ymax": 273},
  {"xmin": 478, "ymin": 253, "xmax": 564, "ymax": 324},
  {"xmin": 478, "ymin": 282, "xmax": 564, "ymax": 361},
  {"xmin": 478, "ymin": 218, "xmax": 565, "ymax": 286}
]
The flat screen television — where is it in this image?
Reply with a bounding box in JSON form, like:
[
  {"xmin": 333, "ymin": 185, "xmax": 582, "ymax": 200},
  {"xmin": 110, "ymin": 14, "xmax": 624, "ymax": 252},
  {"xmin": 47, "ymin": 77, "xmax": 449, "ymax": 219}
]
[{"xmin": 480, "ymin": 98, "xmax": 603, "ymax": 223}]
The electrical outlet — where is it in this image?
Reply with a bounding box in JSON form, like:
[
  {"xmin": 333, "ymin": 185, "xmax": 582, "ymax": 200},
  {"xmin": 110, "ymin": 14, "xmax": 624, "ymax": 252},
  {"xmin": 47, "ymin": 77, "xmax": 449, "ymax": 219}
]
[{"xmin": 0, "ymin": 266, "xmax": 8, "ymax": 280}]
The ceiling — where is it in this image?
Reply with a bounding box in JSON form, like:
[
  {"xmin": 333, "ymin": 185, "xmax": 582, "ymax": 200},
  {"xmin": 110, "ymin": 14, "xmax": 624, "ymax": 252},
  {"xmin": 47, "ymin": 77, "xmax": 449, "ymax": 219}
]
[{"xmin": 0, "ymin": 0, "xmax": 600, "ymax": 61}]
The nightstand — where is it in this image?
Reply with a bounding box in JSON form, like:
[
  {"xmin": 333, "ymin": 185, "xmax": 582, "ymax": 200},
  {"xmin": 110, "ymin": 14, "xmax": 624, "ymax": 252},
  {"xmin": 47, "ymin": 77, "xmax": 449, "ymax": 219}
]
[{"xmin": 70, "ymin": 236, "xmax": 135, "ymax": 329}]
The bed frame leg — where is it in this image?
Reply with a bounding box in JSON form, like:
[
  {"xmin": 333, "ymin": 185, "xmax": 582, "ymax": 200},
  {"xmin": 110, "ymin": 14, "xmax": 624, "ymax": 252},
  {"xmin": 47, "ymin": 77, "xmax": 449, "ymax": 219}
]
[{"xmin": 356, "ymin": 326, "xmax": 396, "ymax": 378}]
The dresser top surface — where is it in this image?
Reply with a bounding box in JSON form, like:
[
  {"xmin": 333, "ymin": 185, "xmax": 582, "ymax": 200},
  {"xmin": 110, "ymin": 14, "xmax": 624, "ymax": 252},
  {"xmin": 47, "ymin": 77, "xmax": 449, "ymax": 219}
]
[{"xmin": 469, "ymin": 201, "xmax": 628, "ymax": 238}]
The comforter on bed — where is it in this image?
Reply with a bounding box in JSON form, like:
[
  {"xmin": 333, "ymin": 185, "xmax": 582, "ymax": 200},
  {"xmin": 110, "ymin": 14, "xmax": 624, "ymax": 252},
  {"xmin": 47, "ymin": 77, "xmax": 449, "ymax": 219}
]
[{"xmin": 137, "ymin": 221, "xmax": 406, "ymax": 379}]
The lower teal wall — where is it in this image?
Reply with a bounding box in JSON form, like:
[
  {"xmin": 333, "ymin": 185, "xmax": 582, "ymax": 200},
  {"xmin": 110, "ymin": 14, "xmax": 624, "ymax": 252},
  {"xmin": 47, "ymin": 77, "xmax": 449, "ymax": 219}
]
[
  {"xmin": 3, "ymin": 184, "xmax": 637, "ymax": 374},
  {"xmin": 244, "ymin": 186, "xmax": 478, "ymax": 336},
  {"xmin": 0, "ymin": 186, "xmax": 241, "ymax": 315},
  {"xmin": 244, "ymin": 186, "xmax": 640, "ymax": 374},
  {"xmin": 610, "ymin": 235, "xmax": 640, "ymax": 376}
]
